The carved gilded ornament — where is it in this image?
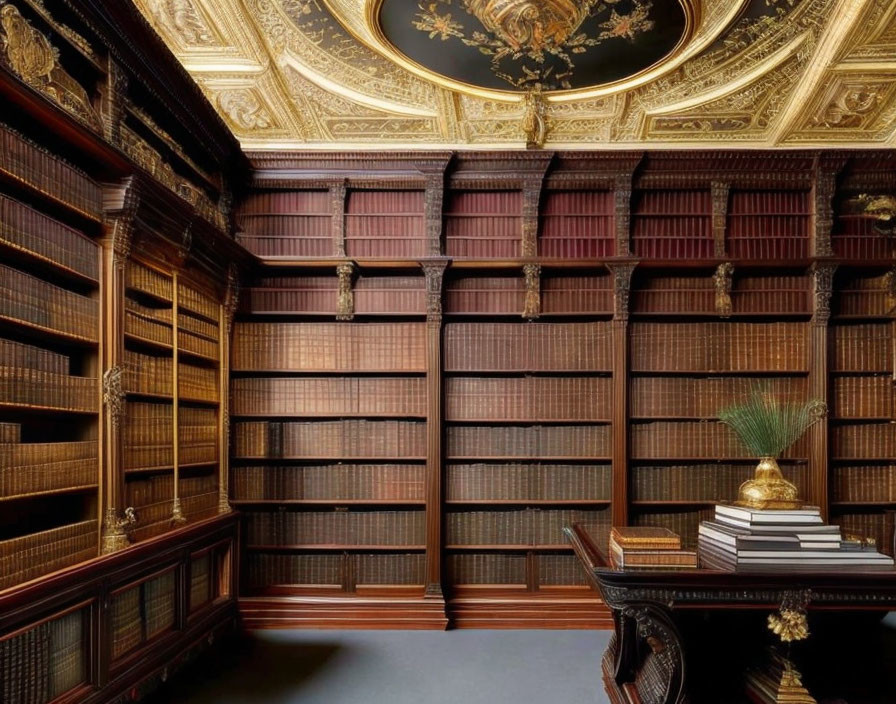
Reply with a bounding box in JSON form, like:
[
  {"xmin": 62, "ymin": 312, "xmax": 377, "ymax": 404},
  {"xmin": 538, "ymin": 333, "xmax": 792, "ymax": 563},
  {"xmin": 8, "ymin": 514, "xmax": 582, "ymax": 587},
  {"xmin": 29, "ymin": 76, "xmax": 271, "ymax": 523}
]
[
  {"xmin": 217, "ymin": 89, "xmax": 274, "ymax": 130},
  {"xmin": 522, "ymin": 263, "xmax": 540, "ymax": 321},
  {"xmin": 148, "ymin": 0, "xmax": 219, "ymax": 46},
  {"xmin": 102, "ymin": 366, "xmax": 125, "ymax": 429},
  {"xmin": 0, "ymin": 3, "xmax": 102, "ymax": 130},
  {"xmin": 335, "ymin": 261, "xmax": 355, "ymax": 321},
  {"xmin": 713, "ymin": 262, "xmax": 733, "ymax": 318}
]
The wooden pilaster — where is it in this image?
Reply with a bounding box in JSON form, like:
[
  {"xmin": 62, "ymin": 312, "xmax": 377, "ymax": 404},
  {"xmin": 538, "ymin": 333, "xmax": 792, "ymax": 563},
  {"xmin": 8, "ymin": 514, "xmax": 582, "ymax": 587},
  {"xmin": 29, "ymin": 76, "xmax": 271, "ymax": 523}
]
[
  {"xmin": 809, "ymin": 262, "xmax": 836, "ymax": 520},
  {"xmin": 219, "ymin": 266, "xmax": 239, "ymax": 513},
  {"xmin": 422, "ymin": 260, "xmax": 449, "ymax": 600},
  {"xmin": 331, "ymin": 180, "xmax": 347, "ymax": 257},
  {"xmin": 711, "ymin": 181, "xmax": 730, "ymax": 259},
  {"xmin": 609, "ymin": 263, "xmax": 636, "ymax": 528},
  {"xmin": 100, "ymin": 178, "xmax": 139, "ymax": 553}
]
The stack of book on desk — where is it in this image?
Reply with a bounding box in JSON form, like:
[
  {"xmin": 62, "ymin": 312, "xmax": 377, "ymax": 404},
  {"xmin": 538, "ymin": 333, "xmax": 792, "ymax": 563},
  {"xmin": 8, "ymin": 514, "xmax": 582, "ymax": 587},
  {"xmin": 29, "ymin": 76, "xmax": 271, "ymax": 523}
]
[
  {"xmin": 609, "ymin": 527, "xmax": 698, "ymax": 570},
  {"xmin": 699, "ymin": 504, "xmax": 895, "ymax": 570}
]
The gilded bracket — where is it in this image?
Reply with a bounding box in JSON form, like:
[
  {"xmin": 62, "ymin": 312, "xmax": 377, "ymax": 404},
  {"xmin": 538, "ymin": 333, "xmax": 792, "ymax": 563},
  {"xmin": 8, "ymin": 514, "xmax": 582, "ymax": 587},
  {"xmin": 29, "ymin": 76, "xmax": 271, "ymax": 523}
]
[
  {"xmin": 336, "ymin": 261, "xmax": 356, "ymax": 321},
  {"xmin": 522, "ymin": 263, "xmax": 541, "ymax": 321},
  {"xmin": 713, "ymin": 262, "xmax": 733, "ymax": 318}
]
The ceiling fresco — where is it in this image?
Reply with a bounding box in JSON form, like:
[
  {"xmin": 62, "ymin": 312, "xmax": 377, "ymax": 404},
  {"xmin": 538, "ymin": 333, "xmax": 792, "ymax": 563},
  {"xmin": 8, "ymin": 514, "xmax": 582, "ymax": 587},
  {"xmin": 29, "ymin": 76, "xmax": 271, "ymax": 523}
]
[{"xmin": 131, "ymin": 0, "xmax": 896, "ymax": 150}]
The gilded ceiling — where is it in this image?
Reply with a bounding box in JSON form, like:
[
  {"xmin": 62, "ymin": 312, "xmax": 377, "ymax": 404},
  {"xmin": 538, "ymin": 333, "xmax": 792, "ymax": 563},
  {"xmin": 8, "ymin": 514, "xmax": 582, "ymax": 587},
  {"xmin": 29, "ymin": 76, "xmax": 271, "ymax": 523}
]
[{"xmin": 133, "ymin": 0, "xmax": 896, "ymax": 150}]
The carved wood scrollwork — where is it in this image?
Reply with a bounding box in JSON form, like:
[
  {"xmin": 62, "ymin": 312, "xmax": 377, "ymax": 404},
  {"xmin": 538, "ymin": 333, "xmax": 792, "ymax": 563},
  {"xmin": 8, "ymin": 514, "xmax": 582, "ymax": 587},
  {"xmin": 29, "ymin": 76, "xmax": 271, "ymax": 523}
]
[
  {"xmin": 522, "ymin": 263, "xmax": 540, "ymax": 321},
  {"xmin": 107, "ymin": 178, "xmax": 140, "ymax": 269},
  {"xmin": 617, "ymin": 604, "xmax": 687, "ymax": 704},
  {"xmin": 814, "ymin": 170, "xmax": 837, "ymax": 258},
  {"xmin": 422, "ymin": 261, "xmax": 447, "ymax": 323},
  {"xmin": 0, "ymin": 4, "xmax": 102, "ymax": 130},
  {"xmin": 614, "ymin": 174, "xmax": 633, "ymax": 257},
  {"xmin": 521, "ymin": 179, "xmax": 541, "ymax": 258},
  {"xmin": 608, "ymin": 263, "xmax": 636, "ymax": 321},
  {"xmin": 104, "ymin": 59, "xmax": 128, "ymax": 146},
  {"xmin": 424, "ymin": 173, "xmax": 444, "ymax": 257},
  {"xmin": 331, "ymin": 180, "xmax": 347, "ymax": 257},
  {"xmin": 335, "ymin": 261, "xmax": 355, "ymax": 321},
  {"xmin": 713, "ymin": 262, "xmax": 733, "ymax": 318},
  {"xmin": 810, "ymin": 262, "xmax": 837, "ymax": 325},
  {"xmin": 711, "ymin": 182, "xmax": 730, "ymax": 258},
  {"xmin": 102, "ymin": 365, "xmax": 124, "ymax": 430},
  {"xmin": 223, "ymin": 264, "xmax": 240, "ymax": 335}
]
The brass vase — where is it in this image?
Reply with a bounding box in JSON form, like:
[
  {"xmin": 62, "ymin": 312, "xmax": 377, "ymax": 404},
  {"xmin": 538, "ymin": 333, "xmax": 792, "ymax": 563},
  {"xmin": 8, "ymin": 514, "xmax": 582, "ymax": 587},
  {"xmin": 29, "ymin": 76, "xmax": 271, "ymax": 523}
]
[{"xmin": 735, "ymin": 456, "xmax": 803, "ymax": 510}]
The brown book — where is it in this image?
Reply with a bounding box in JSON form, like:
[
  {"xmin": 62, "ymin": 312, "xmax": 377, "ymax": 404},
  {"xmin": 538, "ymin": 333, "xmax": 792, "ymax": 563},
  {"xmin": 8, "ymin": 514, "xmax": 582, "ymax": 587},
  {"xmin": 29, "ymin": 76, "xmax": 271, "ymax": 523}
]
[
  {"xmin": 610, "ymin": 543, "xmax": 698, "ymax": 569},
  {"xmin": 610, "ymin": 526, "xmax": 682, "ymax": 550}
]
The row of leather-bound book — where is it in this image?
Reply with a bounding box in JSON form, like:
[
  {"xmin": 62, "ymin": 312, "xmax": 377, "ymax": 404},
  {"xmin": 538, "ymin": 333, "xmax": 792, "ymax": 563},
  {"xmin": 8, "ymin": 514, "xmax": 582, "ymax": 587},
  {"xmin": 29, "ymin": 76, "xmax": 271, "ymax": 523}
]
[
  {"xmin": 630, "ymin": 322, "xmax": 807, "ymax": 371},
  {"xmin": 445, "ymin": 376, "xmax": 612, "ymax": 421},
  {"xmin": 831, "ymin": 323, "xmax": 894, "ymax": 371},
  {"xmin": 833, "ymin": 219, "xmax": 894, "ymax": 260},
  {"xmin": 110, "ymin": 571, "xmax": 176, "ymax": 660},
  {"xmin": 246, "ymin": 552, "xmax": 426, "ymax": 589},
  {"xmin": 631, "ymin": 376, "xmax": 806, "ymax": 418},
  {"xmin": 122, "ymin": 403, "xmax": 218, "ymax": 470},
  {"xmin": 0, "ymin": 608, "xmax": 85, "ymax": 703},
  {"xmin": 244, "ymin": 509, "xmax": 425, "ymax": 547},
  {"xmin": 447, "ymin": 424, "xmax": 611, "ymax": 459},
  {"xmin": 234, "ymin": 420, "xmax": 427, "ymax": 459},
  {"xmin": 833, "ymin": 466, "xmax": 896, "ymax": 502},
  {"xmin": 444, "ymin": 322, "xmax": 612, "ymax": 371},
  {"xmin": 445, "ymin": 508, "xmax": 608, "ymax": 547},
  {"xmin": 832, "ymin": 423, "xmax": 896, "ymax": 459},
  {"xmin": 0, "ymin": 264, "xmax": 98, "ymax": 342},
  {"xmin": 123, "ymin": 352, "xmax": 218, "ymax": 401},
  {"xmin": 177, "ymin": 284, "xmax": 219, "ymax": 323},
  {"xmin": 630, "ymin": 464, "xmax": 808, "ymax": 503},
  {"xmin": 632, "ymin": 275, "xmax": 810, "ymax": 314},
  {"xmin": 446, "ymin": 552, "xmax": 589, "ymax": 586},
  {"xmin": 231, "ymin": 376, "xmax": 426, "ymax": 417},
  {"xmin": 126, "ymin": 261, "xmax": 173, "ymax": 302},
  {"xmin": 0, "ymin": 123, "xmax": 101, "ymax": 218},
  {"xmin": 125, "ymin": 475, "xmax": 219, "ymax": 542},
  {"xmin": 178, "ymin": 310, "xmax": 219, "ymax": 340},
  {"xmin": 232, "ymin": 464, "xmax": 425, "ymax": 502},
  {"xmin": 446, "ymin": 463, "xmax": 611, "ymax": 502},
  {"xmin": 190, "ymin": 553, "xmax": 213, "ymax": 611},
  {"xmin": 630, "ymin": 421, "xmax": 809, "ymax": 460},
  {"xmin": 0, "ymin": 440, "xmax": 96, "ymax": 500},
  {"xmin": 0, "ymin": 192, "xmax": 99, "ymax": 280},
  {"xmin": 178, "ymin": 328, "xmax": 219, "ymax": 361},
  {"xmin": 125, "ymin": 302, "xmax": 173, "ymax": 346},
  {"xmin": 232, "ymin": 322, "xmax": 426, "ymax": 371},
  {"xmin": 0, "ymin": 336, "xmax": 96, "ymax": 414},
  {"xmin": 0, "ymin": 520, "xmax": 97, "ymax": 591},
  {"xmin": 831, "ymin": 375, "xmax": 896, "ymax": 417}
]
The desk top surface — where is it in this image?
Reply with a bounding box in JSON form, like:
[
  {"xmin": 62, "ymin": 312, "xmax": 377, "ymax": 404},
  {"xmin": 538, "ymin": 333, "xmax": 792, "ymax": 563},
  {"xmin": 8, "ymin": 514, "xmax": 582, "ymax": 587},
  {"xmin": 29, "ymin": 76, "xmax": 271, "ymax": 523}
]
[{"xmin": 565, "ymin": 523, "xmax": 896, "ymax": 609}]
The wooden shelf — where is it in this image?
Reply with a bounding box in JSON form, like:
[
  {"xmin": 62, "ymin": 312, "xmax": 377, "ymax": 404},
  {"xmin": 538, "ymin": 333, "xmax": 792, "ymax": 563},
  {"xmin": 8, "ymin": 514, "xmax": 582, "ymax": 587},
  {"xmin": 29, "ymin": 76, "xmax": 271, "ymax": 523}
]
[
  {"xmin": 445, "ymin": 499, "xmax": 611, "ymax": 506},
  {"xmin": 0, "ymin": 484, "xmax": 99, "ymax": 504},
  {"xmin": 0, "ymin": 312, "xmax": 98, "ymax": 346},
  {"xmin": 246, "ymin": 544, "xmax": 427, "ymax": 552},
  {"xmin": 445, "ymin": 545, "xmax": 574, "ymax": 552},
  {"xmin": 231, "ymin": 499, "xmax": 425, "ymax": 506}
]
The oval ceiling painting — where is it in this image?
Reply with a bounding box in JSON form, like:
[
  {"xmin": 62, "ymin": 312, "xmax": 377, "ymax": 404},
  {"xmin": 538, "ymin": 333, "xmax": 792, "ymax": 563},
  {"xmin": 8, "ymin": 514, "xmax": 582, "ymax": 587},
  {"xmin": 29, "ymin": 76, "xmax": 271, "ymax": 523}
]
[{"xmin": 376, "ymin": 0, "xmax": 692, "ymax": 93}]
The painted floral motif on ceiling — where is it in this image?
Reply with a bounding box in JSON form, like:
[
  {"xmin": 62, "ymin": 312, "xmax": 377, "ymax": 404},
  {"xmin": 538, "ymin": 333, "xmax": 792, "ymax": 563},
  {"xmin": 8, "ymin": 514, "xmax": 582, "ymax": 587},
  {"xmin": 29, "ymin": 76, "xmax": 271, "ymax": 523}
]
[{"xmin": 383, "ymin": 0, "xmax": 685, "ymax": 91}]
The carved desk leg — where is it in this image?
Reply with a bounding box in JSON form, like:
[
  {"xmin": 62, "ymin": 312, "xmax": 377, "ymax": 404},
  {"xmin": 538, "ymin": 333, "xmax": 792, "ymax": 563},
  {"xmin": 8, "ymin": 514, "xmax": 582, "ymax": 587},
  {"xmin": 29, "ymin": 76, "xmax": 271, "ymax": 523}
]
[{"xmin": 603, "ymin": 602, "xmax": 688, "ymax": 704}]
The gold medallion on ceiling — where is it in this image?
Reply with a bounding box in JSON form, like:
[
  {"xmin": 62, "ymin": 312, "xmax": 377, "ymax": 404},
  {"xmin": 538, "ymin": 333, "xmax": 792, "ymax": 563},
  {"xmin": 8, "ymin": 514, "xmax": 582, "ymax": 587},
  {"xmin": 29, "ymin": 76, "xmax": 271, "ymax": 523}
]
[{"xmin": 364, "ymin": 0, "xmax": 700, "ymax": 96}]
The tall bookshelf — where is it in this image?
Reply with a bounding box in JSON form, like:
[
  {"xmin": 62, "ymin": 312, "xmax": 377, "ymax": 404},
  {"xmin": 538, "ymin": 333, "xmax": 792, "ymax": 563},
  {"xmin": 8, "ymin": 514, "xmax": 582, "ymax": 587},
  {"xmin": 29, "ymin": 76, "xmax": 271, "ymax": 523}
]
[
  {"xmin": 0, "ymin": 122, "xmax": 101, "ymax": 592},
  {"xmin": 123, "ymin": 260, "xmax": 223, "ymax": 541},
  {"xmin": 234, "ymin": 151, "xmax": 896, "ymax": 628},
  {"xmin": 829, "ymin": 267, "xmax": 896, "ymax": 549},
  {"xmin": 231, "ymin": 263, "xmax": 430, "ymax": 598}
]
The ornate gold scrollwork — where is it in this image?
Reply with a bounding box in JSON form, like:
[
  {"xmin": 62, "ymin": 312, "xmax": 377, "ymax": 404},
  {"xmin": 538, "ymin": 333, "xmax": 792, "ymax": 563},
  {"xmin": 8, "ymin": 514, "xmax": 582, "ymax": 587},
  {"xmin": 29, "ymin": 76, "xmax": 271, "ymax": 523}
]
[
  {"xmin": 522, "ymin": 263, "xmax": 540, "ymax": 320},
  {"xmin": 0, "ymin": 3, "xmax": 102, "ymax": 130},
  {"xmin": 336, "ymin": 261, "xmax": 356, "ymax": 321},
  {"xmin": 713, "ymin": 262, "xmax": 733, "ymax": 318},
  {"xmin": 767, "ymin": 590, "xmax": 811, "ymax": 643}
]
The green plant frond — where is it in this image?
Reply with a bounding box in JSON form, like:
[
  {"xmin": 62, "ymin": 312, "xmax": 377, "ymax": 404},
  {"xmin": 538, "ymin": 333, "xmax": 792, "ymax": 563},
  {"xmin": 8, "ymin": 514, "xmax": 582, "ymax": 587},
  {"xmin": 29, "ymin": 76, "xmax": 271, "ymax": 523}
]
[{"xmin": 718, "ymin": 386, "xmax": 819, "ymax": 458}]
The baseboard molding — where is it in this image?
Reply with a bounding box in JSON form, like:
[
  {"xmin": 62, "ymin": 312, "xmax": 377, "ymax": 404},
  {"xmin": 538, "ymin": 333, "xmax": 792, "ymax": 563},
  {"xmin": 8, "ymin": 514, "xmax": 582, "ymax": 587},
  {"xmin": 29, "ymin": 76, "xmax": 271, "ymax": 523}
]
[
  {"xmin": 240, "ymin": 594, "xmax": 611, "ymax": 630},
  {"xmin": 239, "ymin": 596, "xmax": 451, "ymax": 630},
  {"xmin": 447, "ymin": 595, "xmax": 610, "ymax": 629}
]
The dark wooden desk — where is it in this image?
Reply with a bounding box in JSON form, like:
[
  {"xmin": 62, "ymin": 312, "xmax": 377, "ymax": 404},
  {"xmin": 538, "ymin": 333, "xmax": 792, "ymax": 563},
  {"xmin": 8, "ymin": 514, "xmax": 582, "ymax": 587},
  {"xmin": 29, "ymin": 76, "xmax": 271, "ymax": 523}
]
[{"xmin": 565, "ymin": 523, "xmax": 896, "ymax": 704}]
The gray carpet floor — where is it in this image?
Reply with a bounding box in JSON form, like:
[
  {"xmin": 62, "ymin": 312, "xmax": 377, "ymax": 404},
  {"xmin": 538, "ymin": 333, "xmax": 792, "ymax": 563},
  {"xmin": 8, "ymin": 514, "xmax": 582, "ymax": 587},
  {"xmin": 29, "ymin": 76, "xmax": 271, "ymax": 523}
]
[{"xmin": 145, "ymin": 629, "xmax": 613, "ymax": 704}]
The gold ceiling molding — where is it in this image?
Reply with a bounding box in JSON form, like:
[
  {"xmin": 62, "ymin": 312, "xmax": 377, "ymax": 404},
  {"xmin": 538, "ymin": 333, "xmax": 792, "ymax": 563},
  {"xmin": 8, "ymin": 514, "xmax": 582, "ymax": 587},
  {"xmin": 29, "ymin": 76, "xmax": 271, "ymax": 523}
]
[{"xmin": 133, "ymin": 0, "xmax": 896, "ymax": 149}]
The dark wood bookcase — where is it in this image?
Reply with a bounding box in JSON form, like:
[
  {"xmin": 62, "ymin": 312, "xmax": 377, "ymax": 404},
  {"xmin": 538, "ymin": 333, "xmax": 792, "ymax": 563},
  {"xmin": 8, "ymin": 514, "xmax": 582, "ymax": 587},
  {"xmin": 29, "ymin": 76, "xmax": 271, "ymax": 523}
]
[{"xmin": 234, "ymin": 150, "xmax": 896, "ymax": 629}]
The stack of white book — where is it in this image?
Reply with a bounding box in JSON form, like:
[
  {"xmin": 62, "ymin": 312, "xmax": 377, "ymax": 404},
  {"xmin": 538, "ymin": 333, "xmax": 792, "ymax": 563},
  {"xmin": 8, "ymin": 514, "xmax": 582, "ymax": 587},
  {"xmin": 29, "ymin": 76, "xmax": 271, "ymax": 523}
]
[{"xmin": 698, "ymin": 504, "xmax": 895, "ymax": 570}]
